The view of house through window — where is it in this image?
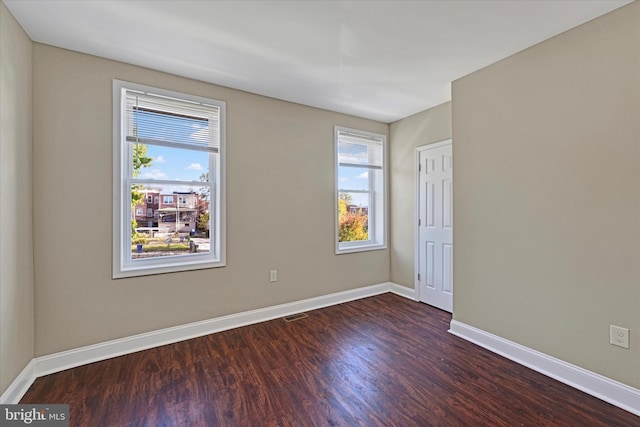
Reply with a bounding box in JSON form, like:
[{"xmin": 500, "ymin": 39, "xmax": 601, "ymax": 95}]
[
  {"xmin": 114, "ymin": 80, "xmax": 225, "ymax": 277},
  {"xmin": 131, "ymin": 185, "xmax": 210, "ymax": 260},
  {"xmin": 335, "ymin": 127, "xmax": 386, "ymax": 254}
]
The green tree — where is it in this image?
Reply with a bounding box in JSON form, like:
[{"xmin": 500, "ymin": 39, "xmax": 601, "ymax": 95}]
[
  {"xmin": 198, "ymin": 211, "xmax": 210, "ymax": 231},
  {"xmin": 132, "ymin": 144, "xmax": 153, "ymax": 175},
  {"xmin": 131, "ymin": 144, "xmax": 153, "ymax": 233},
  {"xmin": 196, "ymin": 173, "xmax": 210, "ymax": 235}
]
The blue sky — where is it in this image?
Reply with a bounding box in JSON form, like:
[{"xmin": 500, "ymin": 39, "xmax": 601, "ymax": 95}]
[
  {"xmin": 139, "ymin": 145, "xmax": 208, "ymax": 182},
  {"xmin": 338, "ymin": 165, "xmax": 369, "ymax": 207}
]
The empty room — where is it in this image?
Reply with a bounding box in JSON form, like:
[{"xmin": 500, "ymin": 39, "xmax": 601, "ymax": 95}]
[{"xmin": 1, "ymin": 1, "xmax": 639, "ymax": 425}]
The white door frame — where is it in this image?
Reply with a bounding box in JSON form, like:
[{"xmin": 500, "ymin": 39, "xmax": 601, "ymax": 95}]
[{"xmin": 414, "ymin": 139, "xmax": 453, "ymax": 304}]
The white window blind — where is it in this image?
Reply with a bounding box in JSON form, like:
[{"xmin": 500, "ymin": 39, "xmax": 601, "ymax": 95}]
[
  {"xmin": 124, "ymin": 90, "xmax": 220, "ymax": 152},
  {"xmin": 337, "ymin": 130, "xmax": 383, "ymax": 169}
]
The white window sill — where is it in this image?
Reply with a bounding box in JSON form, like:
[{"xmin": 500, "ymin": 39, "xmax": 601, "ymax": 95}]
[
  {"xmin": 336, "ymin": 243, "xmax": 386, "ymax": 255},
  {"xmin": 114, "ymin": 257, "xmax": 225, "ymax": 279}
]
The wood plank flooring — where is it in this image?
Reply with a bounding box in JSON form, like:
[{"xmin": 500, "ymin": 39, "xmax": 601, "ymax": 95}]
[{"xmin": 21, "ymin": 293, "xmax": 639, "ymax": 426}]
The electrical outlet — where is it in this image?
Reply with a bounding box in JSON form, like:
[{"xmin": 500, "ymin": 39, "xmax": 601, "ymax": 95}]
[
  {"xmin": 610, "ymin": 325, "xmax": 629, "ymax": 349},
  {"xmin": 269, "ymin": 270, "xmax": 278, "ymax": 282}
]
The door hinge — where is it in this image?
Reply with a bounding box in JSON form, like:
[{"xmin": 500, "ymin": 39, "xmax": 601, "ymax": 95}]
[
  {"xmin": 417, "ymin": 273, "xmax": 421, "ymax": 281},
  {"xmin": 419, "ymin": 163, "xmax": 422, "ymax": 172},
  {"xmin": 418, "ymin": 218, "xmax": 421, "ymax": 226}
]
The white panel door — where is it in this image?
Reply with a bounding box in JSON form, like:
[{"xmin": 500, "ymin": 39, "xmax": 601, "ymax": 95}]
[{"xmin": 417, "ymin": 141, "xmax": 453, "ymax": 312}]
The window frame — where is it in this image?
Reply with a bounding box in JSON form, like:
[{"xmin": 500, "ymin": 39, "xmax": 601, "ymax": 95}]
[
  {"xmin": 334, "ymin": 126, "xmax": 387, "ymax": 254},
  {"xmin": 112, "ymin": 80, "xmax": 226, "ymax": 278}
]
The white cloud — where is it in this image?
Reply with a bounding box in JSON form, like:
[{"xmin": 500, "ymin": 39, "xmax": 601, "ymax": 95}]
[
  {"xmin": 186, "ymin": 163, "xmax": 203, "ymax": 170},
  {"xmin": 356, "ymin": 171, "xmax": 368, "ymax": 179},
  {"xmin": 154, "ymin": 155, "xmax": 165, "ymax": 163},
  {"xmin": 139, "ymin": 169, "xmax": 168, "ymax": 180},
  {"xmin": 338, "ymin": 177, "xmax": 349, "ymax": 182}
]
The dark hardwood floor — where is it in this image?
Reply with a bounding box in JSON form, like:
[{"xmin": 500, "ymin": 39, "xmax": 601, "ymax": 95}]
[{"xmin": 21, "ymin": 293, "xmax": 639, "ymax": 426}]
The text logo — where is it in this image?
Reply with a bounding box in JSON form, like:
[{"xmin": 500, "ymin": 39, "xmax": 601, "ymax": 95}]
[{"xmin": 0, "ymin": 405, "xmax": 69, "ymax": 426}]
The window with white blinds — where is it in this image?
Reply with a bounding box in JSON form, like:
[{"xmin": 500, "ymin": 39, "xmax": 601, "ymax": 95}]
[
  {"xmin": 113, "ymin": 80, "xmax": 226, "ymax": 278},
  {"xmin": 335, "ymin": 126, "xmax": 387, "ymax": 254}
]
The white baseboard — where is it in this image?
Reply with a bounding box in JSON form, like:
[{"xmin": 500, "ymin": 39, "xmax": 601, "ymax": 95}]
[
  {"xmin": 3, "ymin": 282, "xmax": 412, "ymax": 404},
  {"xmin": 0, "ymin": 360, "xmax": 36, "ymax": 405},
  {"xmin": 449, "ymin": 320, "xmax": 640, "ymax": 417},
  {"xmin": 389, "ymin": 282, "xmax": 416, "ymax": 300}
]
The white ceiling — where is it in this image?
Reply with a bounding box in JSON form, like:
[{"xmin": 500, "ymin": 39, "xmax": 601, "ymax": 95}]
[{"xmin": 4, "ymin": 0, "xmax": 631, "ymax": 123}]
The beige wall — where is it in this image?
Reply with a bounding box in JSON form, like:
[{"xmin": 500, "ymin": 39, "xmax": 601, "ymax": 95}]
[
  {"xmin": 32, "ymin": 44, "xmax": 389, "ymax": 356},
  {"xmin": 0, "ymin": 2, "xmax": 34, "ymax": 394},
  {"xmin": 389, "ymin": 103, "xmax": 451, "ymax": 287},
  {"xmin": 452, "ymin": 3, "xmax": 639, "ymax": 388}
]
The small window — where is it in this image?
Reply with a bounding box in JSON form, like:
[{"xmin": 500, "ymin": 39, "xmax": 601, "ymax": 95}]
[
  {"xmin": 335, "ymin": 126, "xmax": 387, "ymax": 254},
  {"xmin": 113, "ymin": 80, "xmax": 226, "ymax": 277}
]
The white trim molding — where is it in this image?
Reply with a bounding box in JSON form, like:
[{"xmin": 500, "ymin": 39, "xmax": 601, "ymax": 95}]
[
  {"xmin": 1, "ymin": 282, "xmax": 413, "ymax": 404},
  {"xmin": 449, "ymin": 320, "xmax": 640, "ymax": 417},
  {"xmin": 389, "ymin": 282, "xmax": 417, "ymax": 300},
  {"xmin": 0, "ymin": 360, "xmax": 36, "ymax": 405}
]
